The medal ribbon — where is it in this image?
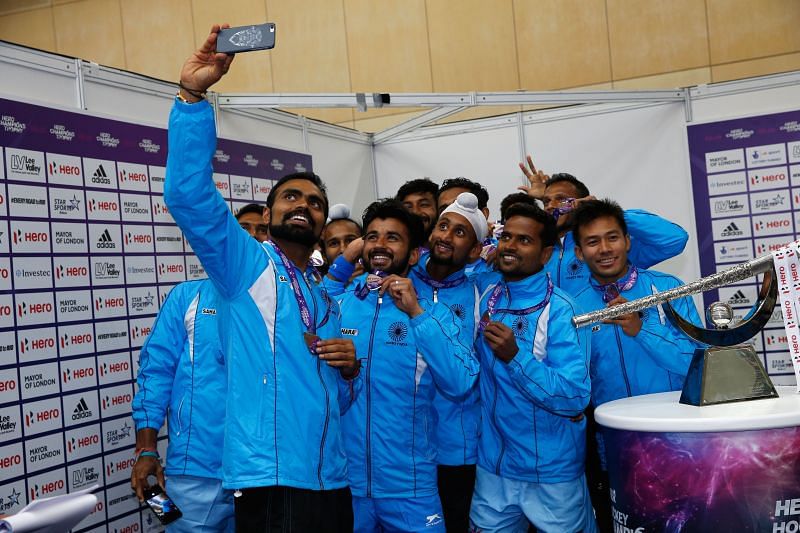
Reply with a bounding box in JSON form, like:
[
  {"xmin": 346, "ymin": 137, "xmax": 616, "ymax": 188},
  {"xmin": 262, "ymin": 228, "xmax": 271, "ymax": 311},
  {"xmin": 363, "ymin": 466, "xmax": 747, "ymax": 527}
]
[
  {"xmin": 771, "ymin": 242, "xmax": 800, "ymax": 391},
  {"xmin": 268, "ymin": 241, "xmax": 320, "ymax": 353},
  {"xmin": 591, "ymin": 264, "xmax": 639, "ymax": 303},
  {"xmin": 412, "ymin": 268, "xmax": 466, "ymax": 290},
  {"xmin": 355, "ymin": 270, "xmax": 388, "ymax": 300},
  {"xmin": 479, "ymin": 276, "xmax": 554, "ymax": 331}
]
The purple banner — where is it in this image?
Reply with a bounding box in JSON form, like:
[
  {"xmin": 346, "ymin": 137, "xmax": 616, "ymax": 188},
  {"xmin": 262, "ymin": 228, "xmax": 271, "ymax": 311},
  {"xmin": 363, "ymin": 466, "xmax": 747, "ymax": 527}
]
[
  {"xmin": 687, "ymin": 110, "xmax": 800, "ymax": 381},
  {"xmin": 605, "ymin": 426, "xmax": 800, "ymax": 532},
  {"xmin": 0, "ymin": 96, "xmax": 311, "ymax": 532}
]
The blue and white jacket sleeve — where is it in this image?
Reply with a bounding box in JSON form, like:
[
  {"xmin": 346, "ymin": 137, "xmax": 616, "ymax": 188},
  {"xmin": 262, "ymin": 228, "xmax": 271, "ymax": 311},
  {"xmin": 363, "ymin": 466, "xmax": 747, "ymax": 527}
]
[
  {"xmin": 631, "ymin": 292, "xmax": 703, "ymax": 376},
  {"xmin": 413, "ymin": 303, "xmax": 480, "ymax": 400},
  {"xmin": 131, "ymin": 284, "xmax": 188, "ymax": 431},
  {"xmin": 505, "ymin": 297, "xmax": 591, "ymax": 417},
  {"xmin": 164, "ymin": 100, "xmax": 267, "ymax": 298},
  {"xmin": 625, "ymin": 209, "xmax": 688, "ymax": 269},
  {"xmin": 325, "ymin": 299, "xmax": 363, "ymax": 413}
]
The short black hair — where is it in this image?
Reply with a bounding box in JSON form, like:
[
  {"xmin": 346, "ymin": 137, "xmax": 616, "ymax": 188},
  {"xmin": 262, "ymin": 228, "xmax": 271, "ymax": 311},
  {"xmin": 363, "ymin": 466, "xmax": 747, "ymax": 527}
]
[
  {"xmin": 438, "ymin": 178, "xmax": 489, "ymax": 210},
  {"xmin": 545, "ymin": 173, "xmax": 590, "ymax": 199},
  {"xmin": 571, "ymin": 198, "xmax": 628, "ymax": 245},
  {"xmin": 395, "ymin": 178, "xmax": 439, "ymax": 202},
  {"xmin": 504, "ymin": 202, "xmax": 557, "ymax": 248},
  {"xmin": 500, "ymin": 192, "xmax": 539, "ymax": 222},
  {"xmin": 235, "ymin": 203, "xmax": 265, "ymax": 220},
  {"xmin": 266, "ymin": 171, "xmax": 329, "ymax": 218},
  {"xmin": 362, "ymin": 198, "xmax": 425, "ymax": 250}
]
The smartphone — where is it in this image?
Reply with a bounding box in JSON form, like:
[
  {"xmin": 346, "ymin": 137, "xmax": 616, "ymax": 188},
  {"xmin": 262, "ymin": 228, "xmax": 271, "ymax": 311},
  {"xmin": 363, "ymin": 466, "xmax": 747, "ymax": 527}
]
[
  {"xmin": 217, "ymin": 23, "xmax": 276, "ymax": 54},
  {"xmin": 143, "ymin": 485, "xmax": 183, "ymax": 525}
]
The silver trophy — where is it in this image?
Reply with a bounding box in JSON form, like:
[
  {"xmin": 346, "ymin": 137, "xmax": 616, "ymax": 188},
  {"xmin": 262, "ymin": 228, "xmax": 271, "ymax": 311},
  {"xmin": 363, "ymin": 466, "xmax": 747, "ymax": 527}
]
[{"xmin": 572, "ymin": 253, "xmax": 779, "ymax": 406}]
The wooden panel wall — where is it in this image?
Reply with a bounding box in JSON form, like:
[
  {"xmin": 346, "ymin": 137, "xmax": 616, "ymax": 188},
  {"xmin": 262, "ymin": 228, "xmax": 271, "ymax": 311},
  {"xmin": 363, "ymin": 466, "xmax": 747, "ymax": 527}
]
[{"xmin": 1, "ymin": 0, "xmax": 798, "ymax": 131}]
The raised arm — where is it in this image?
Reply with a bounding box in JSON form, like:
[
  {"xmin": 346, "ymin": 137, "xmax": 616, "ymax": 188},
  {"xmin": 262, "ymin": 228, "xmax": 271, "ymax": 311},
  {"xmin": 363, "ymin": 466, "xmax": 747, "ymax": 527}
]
[{"xmin": 625, "ymin": 209, "xmax": 689, "ymax": 269}]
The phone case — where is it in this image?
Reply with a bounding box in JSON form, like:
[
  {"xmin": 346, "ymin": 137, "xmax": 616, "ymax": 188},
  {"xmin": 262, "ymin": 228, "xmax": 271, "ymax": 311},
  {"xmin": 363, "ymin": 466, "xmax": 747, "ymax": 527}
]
[{"xmin": 217, "ymin": 23, "xmax": 276, "ymax": 54}]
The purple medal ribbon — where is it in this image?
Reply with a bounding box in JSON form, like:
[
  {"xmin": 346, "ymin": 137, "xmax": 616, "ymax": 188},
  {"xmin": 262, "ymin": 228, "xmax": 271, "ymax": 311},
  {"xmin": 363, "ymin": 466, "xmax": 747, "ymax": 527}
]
[
  {"xmin": 593, "ymin": 264, "xmax": 639, "ymax": 303},
  {"xmin": 355, "ymin": 270, "xmax": 388, "ymax": 300},
  {"xmin": 412, "ymin": 268, "xmax": 466, "ymax": 290},
  {"xmin": 478, "ymin": 276, "xmax": 554, "ymax": 331},
  {"xmin": 268, "ymin": 241, "xmax": 319, "ymax": 354},
  {"xmin": 551, "ymin": 198, "xmax": 575, "ymax": 222}
]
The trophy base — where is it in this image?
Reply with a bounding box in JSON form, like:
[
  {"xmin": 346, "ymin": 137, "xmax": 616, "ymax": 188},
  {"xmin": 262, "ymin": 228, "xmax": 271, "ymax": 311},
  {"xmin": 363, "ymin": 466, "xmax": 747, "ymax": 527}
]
[{"xmin": 679, "ymin": 344, "xmax": 779, "ymax": 406}]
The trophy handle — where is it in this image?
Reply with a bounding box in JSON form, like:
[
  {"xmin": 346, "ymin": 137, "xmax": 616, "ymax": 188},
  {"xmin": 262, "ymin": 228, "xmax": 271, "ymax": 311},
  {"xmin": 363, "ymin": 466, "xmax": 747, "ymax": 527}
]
[{"xmin": 662, "ymin": 267, "xmax": 778, "ymax": 347}]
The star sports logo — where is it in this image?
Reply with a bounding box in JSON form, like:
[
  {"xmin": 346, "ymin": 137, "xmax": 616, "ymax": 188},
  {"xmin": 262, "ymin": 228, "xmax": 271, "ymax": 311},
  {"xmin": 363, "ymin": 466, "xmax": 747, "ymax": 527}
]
[{"xmin": 0, "ymin": 488, "xmax": 21, "ymax": 512}]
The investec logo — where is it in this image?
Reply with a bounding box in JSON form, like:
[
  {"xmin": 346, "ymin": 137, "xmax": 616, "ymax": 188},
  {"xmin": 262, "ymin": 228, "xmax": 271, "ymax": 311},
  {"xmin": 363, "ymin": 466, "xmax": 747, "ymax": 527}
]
[
  {"xmin": 720, "ymin": 221, "xmax": 743, "ymax": 238},
  {"xmin": 96, "ymin": 229, "xmax": 116, "ymax": 249}
]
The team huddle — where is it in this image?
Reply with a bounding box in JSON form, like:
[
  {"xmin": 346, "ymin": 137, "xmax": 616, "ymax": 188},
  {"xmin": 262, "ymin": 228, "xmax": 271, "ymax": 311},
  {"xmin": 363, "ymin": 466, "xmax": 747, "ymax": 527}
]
[{"xmin": 128, "ymin": 26, "xmax": 702, "ymax": 533}]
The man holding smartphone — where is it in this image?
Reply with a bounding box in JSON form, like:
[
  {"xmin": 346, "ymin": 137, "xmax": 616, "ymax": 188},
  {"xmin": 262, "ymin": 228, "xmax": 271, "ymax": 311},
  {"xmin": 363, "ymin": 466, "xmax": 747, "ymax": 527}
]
[{"xmin": 165, "ymin": 25, "xmax": 361, "ymax": 532}]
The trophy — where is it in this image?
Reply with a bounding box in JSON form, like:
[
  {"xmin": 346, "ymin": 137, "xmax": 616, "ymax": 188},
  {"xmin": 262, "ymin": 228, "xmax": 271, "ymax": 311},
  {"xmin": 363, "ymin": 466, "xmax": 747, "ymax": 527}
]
[{"xmin": 572, "ymin": 253, "xmax": 780, "ymax": 406}]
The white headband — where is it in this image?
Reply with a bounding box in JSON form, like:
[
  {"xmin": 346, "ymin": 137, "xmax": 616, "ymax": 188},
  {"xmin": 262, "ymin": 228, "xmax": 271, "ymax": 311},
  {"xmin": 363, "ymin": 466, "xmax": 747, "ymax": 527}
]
[{"xmin": 441, "ymin": 192, "xmax": 487, "ymax": 242}]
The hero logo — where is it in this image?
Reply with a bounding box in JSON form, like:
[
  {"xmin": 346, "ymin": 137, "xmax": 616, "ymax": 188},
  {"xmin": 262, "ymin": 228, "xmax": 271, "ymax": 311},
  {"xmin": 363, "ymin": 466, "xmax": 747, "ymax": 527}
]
[
  {"xmin": 215, "ymin": 180, "xmax": 229, "ymax": 193},
  {"xmin": 130, "ymin": 325, "xmax": 152, "ymax": 341},
  {"xmin": 55, "ymin": 265, "xmax": 88, "ymax": 280},
  {"xmin": 0, "ymin": 379, "xmax": 16, "ymax": 393},
  {"xmin": 766, "ymin": 334, "xmax": 788, "ymax": 346},
  {"xmin": 102, "ymin": 393, "xmax": 132, "ymax": 410},
  {"xmin": 0, "ymin": 452, "xmax": 22, "ymax": 469},
  {"xmin": 0, "ymin": 267, "xmax": 8, "ymax": 280},
  {"xmin": 88, "ymin": 198, "xmax": 118, "ymax": 213},
  {"xmin": 792, "ymin": 334, "xmax": 800, "ymax": 354},
  {"xmin": 751, "ymin": 172, "xmax": 786, "ymax": 185},
  {"xmin": 757, "ymin": 241, "xmax": 791, "ymax": 254},
  {"xmin": 124, "ymin": 232, "xmax": 151, "ymax": 245},
  {"xmin": 95, "ymin": 297, "xmax": 124, "ymax": 311},
  {"xmin": 0, "ymin": 303, "xmax": 10, "ymax": 317},
  {"xmin": 100, "ymin": 360, "xmax": 130, "ymax": 377},
  {"xmin": 105, "ymin": 457, "xmax": 135, "ymax": 476},
  {"xmin": 152, "ymin": 201, "xmax": 169, "ymax": 215},
  {"xmin": 19, "ymin": 335, "xmax": 55, "ymax": 354},
  {"xmin": 12, "ymin": 229, "xmax": 48, "ymax": 244},
  {"xmin": 17, "ymin": 302, "xmax": 53, "ymax": 318},
  {"xmin": 113, "ymin": 522, "xmax": 139, "ymax": 533},
  {"xmin": 67, "ymin": 433, "xmax": 99, "ymax": 453},
  {"xmin": 29, "ymin": 479, "xmax": 64, "ymax": 500},
  {"xmin": 119, "ymin": 169, "xmax": 147, "ymax": 183},
  {"xmin": 48, "ymin": 162, "xmax": 80, "ymax": 176},
  {"xmin": 753, "ymin": 219, "xmax": 791, "ymax": 231},
  {"xmin": 25, "ymin": 408, "xmax": 60, "ymax": 427},
  {"xmin": 60, "ymin": 333, "xmax": 92, "ymax": 349},
  {"xmin": 61, "ymin": 366, "xmax": 94, "ymax": 384},
  {"xmin": 158, "ymin": 263, "xmax": 183, "ymax": 275}
]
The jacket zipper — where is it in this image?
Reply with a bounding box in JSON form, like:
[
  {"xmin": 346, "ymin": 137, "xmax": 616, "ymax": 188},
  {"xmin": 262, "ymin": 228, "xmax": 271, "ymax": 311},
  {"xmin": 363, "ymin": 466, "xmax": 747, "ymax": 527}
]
[
  {"xmin": 614, "ymin": 326, "xmax": 633, "ymax": 396},
  {"xmin": 365, "ymin": 298, "xmax": 381, "ymax": 497}
]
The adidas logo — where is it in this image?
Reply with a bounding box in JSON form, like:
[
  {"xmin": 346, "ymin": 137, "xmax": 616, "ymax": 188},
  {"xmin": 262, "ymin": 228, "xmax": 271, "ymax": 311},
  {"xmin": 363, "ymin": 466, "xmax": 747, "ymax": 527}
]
[
  {"xmin": 720, "ymin": 221, "xmax": 743, "ymax": 238},
  {"xmin": 96, "ymin": 229, "xmax": 115, "ymax": 249},
  {"xmin": 72, "ymin": 397, "xmax": 92, "ymax": 420},
  {"xmin": 91, "ymin": 164, "xmax": 111, "ymax": 185},
  {"xmin": 728, "ymin": 290, "xmax": 749, "ymax": 305}
]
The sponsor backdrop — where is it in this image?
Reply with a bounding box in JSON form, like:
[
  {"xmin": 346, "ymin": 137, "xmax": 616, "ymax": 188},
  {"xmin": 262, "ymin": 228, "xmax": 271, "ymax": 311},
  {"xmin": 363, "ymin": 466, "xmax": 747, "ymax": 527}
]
[
  {"xmin": 0, "ymin": 97, "xmax": 311, "ymax": 532},
  {"xmin": 604, "ymin": 426, "xmax": 800, "ymax": 532},
  {"xmin": 688, "ymin": 110, "xmax": 800, "ymax": 386}
]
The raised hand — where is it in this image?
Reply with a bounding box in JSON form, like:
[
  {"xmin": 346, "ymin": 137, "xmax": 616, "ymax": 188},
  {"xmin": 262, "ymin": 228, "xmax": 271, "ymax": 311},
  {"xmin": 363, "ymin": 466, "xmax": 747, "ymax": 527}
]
[
  {"xmin": 517, "ymin": 154, "xmax": 549, "ymax": 199},
  {"xmin": 178, "ymin": 24, "xmax": 235, "ymax": 101}
]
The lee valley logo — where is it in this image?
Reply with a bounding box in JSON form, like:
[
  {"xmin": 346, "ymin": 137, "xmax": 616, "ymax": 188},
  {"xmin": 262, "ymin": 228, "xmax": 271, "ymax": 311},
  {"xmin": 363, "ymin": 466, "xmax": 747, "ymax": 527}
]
[
  {"xmin": 95, "ymin": 262, "xmax": 120, "ymax": 279},
  {"xmin": 713, "ymin": 198, "xmax": 746, "ymax": 214},
  {"xmin": 72, "ymin": 465, "xmax": 99, "ymax": 488}
]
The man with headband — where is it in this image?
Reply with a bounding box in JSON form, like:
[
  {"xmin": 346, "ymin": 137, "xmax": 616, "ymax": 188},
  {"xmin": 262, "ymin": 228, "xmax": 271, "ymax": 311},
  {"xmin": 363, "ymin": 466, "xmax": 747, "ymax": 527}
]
[
  {"xmin": 518, "ymin": 157, "xmax": 689, "ymax": 295},
  {"xmin": 469, "ymin": 201, "xmax": 596, "ymax": 533},
  {"xmin": 411, "ymin": 192, "xmax": 485, "ymax": 531},
  {"xmin": 165, "ymin": 26, "xmax": 360, "ymax": 532},
  {"xmin": 571, "ymin": 199, "xmax": 700, "ymax": 531},
  {"xmin": 331, "ymin": 198, "xmax": 479, "ymax": 532}
]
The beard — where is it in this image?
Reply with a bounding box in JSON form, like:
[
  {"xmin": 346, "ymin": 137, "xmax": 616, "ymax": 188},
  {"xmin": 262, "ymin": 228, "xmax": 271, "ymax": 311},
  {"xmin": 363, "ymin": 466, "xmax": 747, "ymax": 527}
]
[
  {"xmin": 269, "ymin": 216, "xmax": 319, "ymax": 247},
  {"xmin": 363, "ymin": 249, "xmax": 412, "ymax": 276}
]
